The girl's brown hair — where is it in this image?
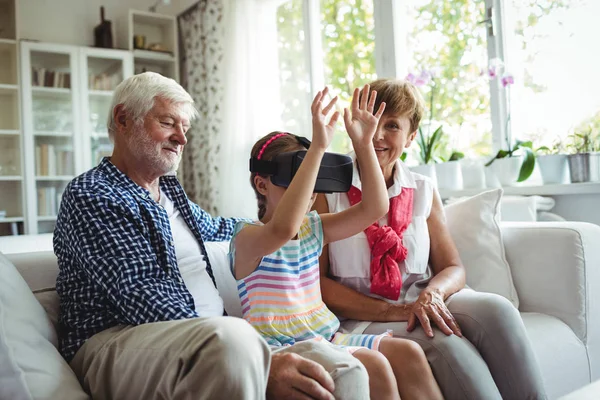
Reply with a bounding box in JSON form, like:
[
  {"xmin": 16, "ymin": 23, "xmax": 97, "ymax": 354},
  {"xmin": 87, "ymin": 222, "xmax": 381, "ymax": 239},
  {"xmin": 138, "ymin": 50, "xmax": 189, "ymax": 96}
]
[
  {"xmin": 250, "ymin": 132, "xmax": 305, "ymax": 220},
  {"xmin": 367, "ymin": 79, "xmax": 425, "ymax": 133}
]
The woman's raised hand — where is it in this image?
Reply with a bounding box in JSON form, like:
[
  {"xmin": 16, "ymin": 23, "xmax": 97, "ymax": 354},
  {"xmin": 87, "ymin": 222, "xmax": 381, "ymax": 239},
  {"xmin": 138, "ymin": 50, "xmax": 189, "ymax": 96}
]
[
  {"xmin": 311, "ymin": 87, "xmax": 339, "ymax": 151},
  {"xmin": 344, "ymin": 84, "xmax": 386, "ymax": 147}
]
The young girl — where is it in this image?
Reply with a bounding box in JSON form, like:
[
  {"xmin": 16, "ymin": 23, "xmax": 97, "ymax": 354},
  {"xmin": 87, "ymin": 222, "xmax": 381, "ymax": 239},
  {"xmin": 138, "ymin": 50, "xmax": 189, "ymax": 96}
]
[{"xmin": 230, "ymin": 85, "xmax": 443, "ymax": 400}]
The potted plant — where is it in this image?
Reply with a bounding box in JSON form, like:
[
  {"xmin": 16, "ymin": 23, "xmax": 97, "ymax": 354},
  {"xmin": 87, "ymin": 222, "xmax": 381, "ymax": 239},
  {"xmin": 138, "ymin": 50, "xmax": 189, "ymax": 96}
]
[
  {"xmin": 405, "ymin": 70, "xmax": 442, "ymax": 185},
  {"xmin": 482, "ymin": 60, "xmax": 537, "ymax": 186},
  {"xmin": 536, "ymin": 138, "xmax": 570, "ymax": 185},
  {"xmin": 485, "ymin": 140, "xmax": 536, "ymax": 186},
  {"xmin": 566, "ymin": 128, "xmax": 599, "ymax": 183},
  {"xmin": 435, "ymin": 150, "xmax": 464, "ymax": 191}
]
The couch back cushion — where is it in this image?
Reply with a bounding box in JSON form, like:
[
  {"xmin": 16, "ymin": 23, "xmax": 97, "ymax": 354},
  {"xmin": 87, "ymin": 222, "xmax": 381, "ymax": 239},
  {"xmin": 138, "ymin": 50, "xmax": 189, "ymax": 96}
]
[
  {"xmin": 0, "ymin": 251, "xmax": 89, "ymax": 399},
  {"xmin": 444, "ymin": 189, "xmax": 520, "ymax": 307}
]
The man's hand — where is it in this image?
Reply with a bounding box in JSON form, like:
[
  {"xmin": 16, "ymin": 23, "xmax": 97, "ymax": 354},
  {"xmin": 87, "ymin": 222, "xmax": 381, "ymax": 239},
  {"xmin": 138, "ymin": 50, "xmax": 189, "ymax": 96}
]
[{"xmin": 267, "ymin": 352, "xmax": 336, "ymax": 400}]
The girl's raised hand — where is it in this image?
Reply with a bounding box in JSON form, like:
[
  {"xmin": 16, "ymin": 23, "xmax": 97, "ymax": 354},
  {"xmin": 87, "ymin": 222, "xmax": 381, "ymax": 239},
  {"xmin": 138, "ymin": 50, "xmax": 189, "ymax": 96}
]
[
  {"xmin": 311, "ymin": 87, "xmax": 339, "ymax": 151},
  {"xmin": 344, "ymin": 85, "xmax": 386, "ymax": 147}
]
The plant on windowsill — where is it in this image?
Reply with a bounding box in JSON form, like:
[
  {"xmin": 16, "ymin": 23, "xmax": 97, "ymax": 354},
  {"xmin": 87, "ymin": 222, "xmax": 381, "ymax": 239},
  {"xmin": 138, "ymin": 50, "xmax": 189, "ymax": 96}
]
[
  {"xmin": 536, "ymin": 137, "xmax": 570, "ymax": 185},
  {"xmin": 566, "ymin": 127, "xmax": 600, "ymax": 183},
  {"xmin": 483, "ymin": 61, "xmax": 536, "ymax": 185},
  {"xmin": 405, "ymin": 70, "xmax": 446, "ymax": 185}
]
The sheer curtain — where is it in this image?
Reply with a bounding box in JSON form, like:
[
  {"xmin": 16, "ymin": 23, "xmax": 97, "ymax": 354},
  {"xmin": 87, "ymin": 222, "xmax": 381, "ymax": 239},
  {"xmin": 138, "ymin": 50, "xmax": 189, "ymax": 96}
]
[{"xmin": 217, "ymin": 0, "xmax": 285, "ymax": 219}]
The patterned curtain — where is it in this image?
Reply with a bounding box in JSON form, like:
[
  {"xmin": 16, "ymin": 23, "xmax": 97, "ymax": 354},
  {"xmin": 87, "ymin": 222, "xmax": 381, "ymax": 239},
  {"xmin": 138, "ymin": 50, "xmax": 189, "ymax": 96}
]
[{"xmin": 178, "ymin": 0, "xmax": 225, "ymax": 215}]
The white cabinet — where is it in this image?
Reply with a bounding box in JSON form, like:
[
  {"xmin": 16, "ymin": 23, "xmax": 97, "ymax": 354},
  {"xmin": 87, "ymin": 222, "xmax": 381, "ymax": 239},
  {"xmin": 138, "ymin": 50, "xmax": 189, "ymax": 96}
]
[
  {"xmin": 21, "ymin": 42, "xmax": 81, "ymax": 234},
  {"xmin": 79, "ymin": 47, "xmax": 133, "ymax": 171},
  {"xmin": 0, "ymin": 9, "xmax": 175, "ymax": 235},
  {"xmin": 0, "ymin": 0, "xmax": 24, "ymax": 236},
  {"xmin": 20, "ymin": 43, "xmax": 133, "ymax": 234},
  {"xmin": 119, "ymin": 10, "xmax": 179, "ymax": 81}
]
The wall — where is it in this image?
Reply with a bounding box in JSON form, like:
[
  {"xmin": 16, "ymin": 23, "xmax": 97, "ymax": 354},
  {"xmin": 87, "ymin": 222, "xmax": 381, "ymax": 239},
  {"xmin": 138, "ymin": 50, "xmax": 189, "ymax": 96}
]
[
  {"xmin": 18, "ymin": 0, "xmax": 198, "ymax": 47},
  {"xmin": 552, "ymin": 194, "xmax": 600, "ymax": 226}
]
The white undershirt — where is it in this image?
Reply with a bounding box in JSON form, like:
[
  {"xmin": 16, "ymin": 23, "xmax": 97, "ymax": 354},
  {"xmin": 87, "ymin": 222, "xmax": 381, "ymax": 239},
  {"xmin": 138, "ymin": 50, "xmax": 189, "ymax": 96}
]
[{"xmin": 159, "ymin": 190, "xmax": 224, "ymax": 317}]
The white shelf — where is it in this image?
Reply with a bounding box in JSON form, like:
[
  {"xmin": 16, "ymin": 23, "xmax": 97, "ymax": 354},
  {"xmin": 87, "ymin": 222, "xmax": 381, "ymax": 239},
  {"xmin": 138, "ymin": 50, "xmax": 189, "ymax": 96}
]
[
  {"xmin": 0, "ymin": 129, "xmax": 19, "ymax": 135},
  {"xmin": 0, "ymin": 39, "xmax": 17, "ymax": 45},
  {"xmin": 132, "ymin": 9, "xmax": 176, "ymax": 25},
  {"xmin": 0, "ymin": 83, "xmax": 18, "ymax": 93},
  {"xmin": 440, "ymin": 182, "xmax": 600, "ymax": 199},
  {"xmin": 89, "ymin": 90, "xmax": 114, "ymax": 97},
  {"xmin": 37, "ymin": 215, "xmax": 57, "ymax": 222},
  {"xmin": 0, "ymin": 217, "xmax": 23, "ymax": 223},
  {"xmin": 32, "ymin": 86, "xmax": 71, "ymax": 97},
  {"xmin": 34, "ymin": 131, "xmax": 72, "ymax": 137},
  {"xmin": 35, "ymin": 175, "xmax": 74, "ymax": 181},
  {"xmin": 0, "ymin": 176, "xmax": 22, "ymax": 181},
  {"xmin": 91, "ymin": 132, "xmax": 109, "ymax": 139},
  {"xmin": 133, "ymin": 49, "xmax": 175, "ymax": 63}
]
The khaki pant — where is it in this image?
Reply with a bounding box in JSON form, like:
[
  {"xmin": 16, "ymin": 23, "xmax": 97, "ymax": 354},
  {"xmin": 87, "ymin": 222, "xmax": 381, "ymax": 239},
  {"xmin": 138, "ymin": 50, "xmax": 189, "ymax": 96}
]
[{"xmin": 70, "ymin": 316, "xmax": 369, "ymax": 400}]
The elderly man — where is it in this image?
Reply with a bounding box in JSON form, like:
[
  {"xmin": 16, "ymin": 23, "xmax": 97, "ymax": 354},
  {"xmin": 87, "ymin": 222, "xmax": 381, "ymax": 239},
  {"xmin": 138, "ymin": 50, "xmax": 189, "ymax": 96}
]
[{"xmin": 54, "ymin": 72, "xmax": 369, "ymax": 400}]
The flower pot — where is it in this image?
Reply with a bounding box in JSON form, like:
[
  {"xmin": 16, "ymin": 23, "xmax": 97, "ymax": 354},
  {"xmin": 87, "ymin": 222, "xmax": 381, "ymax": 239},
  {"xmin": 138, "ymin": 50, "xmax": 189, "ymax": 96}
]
[
  {"xmin": 568, "ymin": 153, "xmax": 599, "ymax": 183},
  {"xmin": 489, "ymin": 156, "xmax": 523, "ymax": 186},
  {"xmin": 410, "ymin": 164, "xmax": 438, "ymax": 186},
  {"xmin": 537, "ymin": 154, "xmax": 570, "ymax": 185},
  {"xmin": 435, "ymin": 161, "xmax": 463, "ymax": 191},
  {"xmin": 460, "ymin": 159, "xmax": 486, "ymax": 189}
]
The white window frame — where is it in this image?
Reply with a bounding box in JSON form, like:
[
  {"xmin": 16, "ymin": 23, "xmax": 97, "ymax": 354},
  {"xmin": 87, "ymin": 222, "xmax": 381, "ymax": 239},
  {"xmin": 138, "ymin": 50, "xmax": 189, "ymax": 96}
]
[{"xmin": 298, "ymin": 0, "xmax": 511, "ymax": 155}]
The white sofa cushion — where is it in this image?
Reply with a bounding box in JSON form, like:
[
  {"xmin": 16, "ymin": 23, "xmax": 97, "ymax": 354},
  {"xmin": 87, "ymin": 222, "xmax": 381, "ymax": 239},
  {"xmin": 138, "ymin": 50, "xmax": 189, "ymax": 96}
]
[
  {"xmin": 207, "ymin": 241, "xmax": 243, "ymax": 318},
  {"xmin": 521, "ymin": 312, "xmax": 589, "ymax": 399},
  {"xmin": 0, "ymin": 252, "xmax": 89, "ymax": 400},
  {"xmin": 444, "ymin": 189, "xmax": 520, "ymax": 307}
]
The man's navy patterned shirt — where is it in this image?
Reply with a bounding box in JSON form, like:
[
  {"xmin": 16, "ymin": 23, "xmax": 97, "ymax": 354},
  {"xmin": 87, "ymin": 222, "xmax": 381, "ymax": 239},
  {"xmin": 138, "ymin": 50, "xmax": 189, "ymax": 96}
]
[{"xmin": 54, "ymin": 158, "xmax": 242, "ymax": 361}]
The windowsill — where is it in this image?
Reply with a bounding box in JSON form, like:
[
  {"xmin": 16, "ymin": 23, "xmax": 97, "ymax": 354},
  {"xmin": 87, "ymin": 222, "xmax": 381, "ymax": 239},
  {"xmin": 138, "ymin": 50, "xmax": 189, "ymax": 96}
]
[{"xmin": 439, "ymin": 182, "xmax": 600, "ymax": 199}]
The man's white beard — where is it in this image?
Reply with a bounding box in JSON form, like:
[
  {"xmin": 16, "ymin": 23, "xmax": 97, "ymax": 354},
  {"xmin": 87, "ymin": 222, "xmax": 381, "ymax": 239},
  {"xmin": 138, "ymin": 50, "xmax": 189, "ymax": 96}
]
[{"xmin": 128, "ymin": 125, "xmax": 181, "ymax": 175}]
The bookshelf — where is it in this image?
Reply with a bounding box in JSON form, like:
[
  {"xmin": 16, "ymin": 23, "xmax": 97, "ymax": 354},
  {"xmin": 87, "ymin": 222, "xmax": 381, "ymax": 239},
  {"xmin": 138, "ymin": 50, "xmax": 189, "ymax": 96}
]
[
  {"xmin": 21, "ymin": 42, "xmax": 80, "ymax": 234},
  {"xmin": 79, "ymin": 47, "xmax": 133, "ymax": 170},
  {"xmin": 1, "ymin": 9, "xmax": 179, "ymax": 235},
  {"xmin": 0, "ymin": 0, "xmax": 24, "ymax": 236},
  {"xmin": 18, "ymin": 43, "xmax": 137, "ymax": 234},
  {"xmin": 119, "ymin": 10, "xmax": 179, "ymax": 81}
]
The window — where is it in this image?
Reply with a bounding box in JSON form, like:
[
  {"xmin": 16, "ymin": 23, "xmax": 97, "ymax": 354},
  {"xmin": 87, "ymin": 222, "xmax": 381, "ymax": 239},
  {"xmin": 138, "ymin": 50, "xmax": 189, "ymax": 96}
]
[
  {"xmin": 505, "ymin": 0, "xmax": 600, "ymax": 149},
  {"xmin": 276, "ymin": 0, "xmax": 590, "ymax": 161},
  {"xmin": 277, "ymin": 0, "xmax": 312, "ymax": 140},
  {"xmin": 404, "ymin": 0, "xmax": 493, "ymax": 160},
  {"xmin": 277, "ymin": 0, "xmax": 376, "ymax": 153}
]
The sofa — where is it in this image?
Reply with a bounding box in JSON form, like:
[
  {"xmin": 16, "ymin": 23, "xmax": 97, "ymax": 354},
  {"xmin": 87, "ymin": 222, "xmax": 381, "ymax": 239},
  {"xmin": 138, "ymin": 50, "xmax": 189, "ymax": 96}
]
[{"xmin": 1, "ymin": 219, "xmax": 600, "ymax": 399}]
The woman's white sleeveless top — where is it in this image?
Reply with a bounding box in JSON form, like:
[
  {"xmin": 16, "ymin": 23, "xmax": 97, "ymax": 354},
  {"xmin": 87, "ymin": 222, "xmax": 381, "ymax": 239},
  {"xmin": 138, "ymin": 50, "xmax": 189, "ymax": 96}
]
[{"xmin": 325, "ymin": 154, "xmax": 434, "ymax": 305}]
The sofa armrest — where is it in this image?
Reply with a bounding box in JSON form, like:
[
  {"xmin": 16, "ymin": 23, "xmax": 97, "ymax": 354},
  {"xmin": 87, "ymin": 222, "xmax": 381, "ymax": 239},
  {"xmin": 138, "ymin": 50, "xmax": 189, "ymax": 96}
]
[{"xmin": 501, "ymin": 221, "xmax": 600, "ymax": 380}]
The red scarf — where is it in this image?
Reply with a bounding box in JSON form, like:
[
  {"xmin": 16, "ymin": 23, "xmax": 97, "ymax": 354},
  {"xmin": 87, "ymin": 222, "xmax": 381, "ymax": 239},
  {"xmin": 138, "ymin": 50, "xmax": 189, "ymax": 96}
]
[{"xmin": 347, "ymin": 185, "xmax": 414, "ymax": 300}]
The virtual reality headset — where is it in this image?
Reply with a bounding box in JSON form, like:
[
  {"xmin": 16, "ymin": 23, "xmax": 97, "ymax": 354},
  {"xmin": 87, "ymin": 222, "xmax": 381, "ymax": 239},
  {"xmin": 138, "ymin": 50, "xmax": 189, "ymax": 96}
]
[{"xmin": 249, "ymin": 135, "xmax": 353, "ymax": 193}]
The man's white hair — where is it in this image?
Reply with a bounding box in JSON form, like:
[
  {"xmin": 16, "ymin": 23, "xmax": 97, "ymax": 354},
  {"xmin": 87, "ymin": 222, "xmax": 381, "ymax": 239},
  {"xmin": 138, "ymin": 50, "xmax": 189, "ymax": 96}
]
[{"xmin": 107, "ymin": 72, "xmax": 199, "ymax": 141}]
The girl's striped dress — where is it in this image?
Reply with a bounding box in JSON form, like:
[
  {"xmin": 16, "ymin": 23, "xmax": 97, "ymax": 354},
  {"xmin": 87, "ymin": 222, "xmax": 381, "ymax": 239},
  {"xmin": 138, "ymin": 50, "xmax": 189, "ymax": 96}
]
[{"xmin": 230, "ymin": 211, "xmax": 388, "ymax": 350}]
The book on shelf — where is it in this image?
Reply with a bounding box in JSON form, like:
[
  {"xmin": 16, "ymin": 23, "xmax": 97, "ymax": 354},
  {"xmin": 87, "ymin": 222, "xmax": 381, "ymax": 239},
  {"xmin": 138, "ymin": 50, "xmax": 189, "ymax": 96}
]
[
  {"xmin": 37, "ymin": 187, "xmax": 61, "ymax": 216},
  {"xmin": 89, "ymin": 72, "xmax": 121, "ymax": 91},
  {"xmin": 31, "ymin": 67, "xmax": 71, "ymax": 89},
  {"xmin": 36, "ymin": 144, "xmax": 73, "ymax": 176}
]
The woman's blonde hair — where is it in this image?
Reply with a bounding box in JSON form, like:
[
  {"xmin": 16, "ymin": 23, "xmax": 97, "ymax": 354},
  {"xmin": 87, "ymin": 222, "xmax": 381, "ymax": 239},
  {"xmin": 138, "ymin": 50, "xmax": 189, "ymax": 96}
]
[
  {"xmin": 250, "ymin": 132, "xmax": 305, "ymax": 220},
  {"xmin": 367, "ymin": 79, "xmax": 425, "ymax": 132}
]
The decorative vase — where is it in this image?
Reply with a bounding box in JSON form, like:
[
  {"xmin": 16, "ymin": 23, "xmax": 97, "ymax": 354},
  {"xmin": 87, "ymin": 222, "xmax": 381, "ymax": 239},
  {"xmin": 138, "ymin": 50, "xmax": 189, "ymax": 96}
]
[
  {"xmin": 410, "ymin": 164, "xmax": 438, "ymax": 187},
  {"xmin": 489, "ymin": 156, "xmax": 523, "ymax": 186},
  {"xmin": 460, "ymin": 159, "xmax": 486, "ymax": 189},
  {"xmin": 435, "ymin": 161, "xmax": 463, "ymax": 191},
  {"xmin": 537, "ymin": 154, "xmax": 569, "ymax": 185},
  {"xmin": 568, "ymin": 153, "xmax": 599, "ymax": 183}
]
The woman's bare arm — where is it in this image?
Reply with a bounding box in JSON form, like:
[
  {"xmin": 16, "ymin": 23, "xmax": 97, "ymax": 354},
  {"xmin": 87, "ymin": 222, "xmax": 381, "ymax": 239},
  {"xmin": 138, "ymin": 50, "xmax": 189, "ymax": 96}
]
[
  {"xmin": 314, "ymin": 194, "xmax": 412, "ymax": 322},
  {"xmin": 424, "ymin": 189, "xmax": 466, "ymax": 300}
]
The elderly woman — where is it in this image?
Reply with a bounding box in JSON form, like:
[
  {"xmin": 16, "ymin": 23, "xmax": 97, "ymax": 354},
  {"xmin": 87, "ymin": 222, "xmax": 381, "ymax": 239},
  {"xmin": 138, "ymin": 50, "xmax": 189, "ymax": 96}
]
[{"xmin": 314, "ymin": 79, "xmax": 547, "ymax": 400}]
